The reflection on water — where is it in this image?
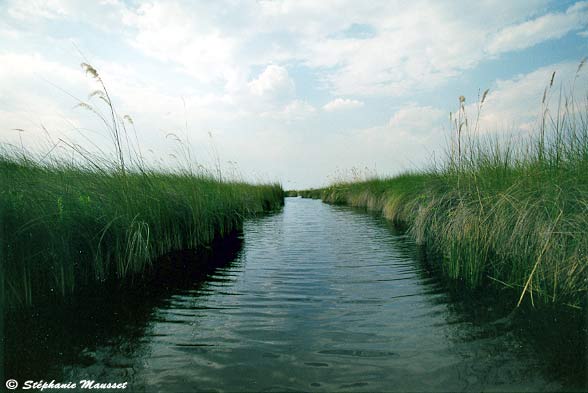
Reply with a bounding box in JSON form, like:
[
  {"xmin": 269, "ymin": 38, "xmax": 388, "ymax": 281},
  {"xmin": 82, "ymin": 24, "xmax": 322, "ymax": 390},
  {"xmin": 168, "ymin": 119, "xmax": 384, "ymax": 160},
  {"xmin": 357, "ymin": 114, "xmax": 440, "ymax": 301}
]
[{"xmin": 3, "ymin": 197, "xmax": 587, "ymax": 392}]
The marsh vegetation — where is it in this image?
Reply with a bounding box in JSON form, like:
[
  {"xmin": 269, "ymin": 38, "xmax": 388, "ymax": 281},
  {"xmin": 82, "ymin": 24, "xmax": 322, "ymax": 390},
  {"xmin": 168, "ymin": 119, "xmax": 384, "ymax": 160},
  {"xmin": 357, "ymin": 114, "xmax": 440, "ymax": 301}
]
[
  {"xmin": 294, "ymin": 62, "xmax": 588, "ymax": 309},
  {"xmin": 0, "ymin": 64, "xmax": 283, "ymax": 310}
]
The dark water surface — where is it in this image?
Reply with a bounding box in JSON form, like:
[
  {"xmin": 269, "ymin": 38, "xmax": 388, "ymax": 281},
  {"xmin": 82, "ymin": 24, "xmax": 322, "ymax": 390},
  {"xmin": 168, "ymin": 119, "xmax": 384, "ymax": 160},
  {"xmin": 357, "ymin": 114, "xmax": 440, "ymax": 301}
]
[{"xmin": 4, "ymin": 197, "xmax": 587, "ymax": 392}]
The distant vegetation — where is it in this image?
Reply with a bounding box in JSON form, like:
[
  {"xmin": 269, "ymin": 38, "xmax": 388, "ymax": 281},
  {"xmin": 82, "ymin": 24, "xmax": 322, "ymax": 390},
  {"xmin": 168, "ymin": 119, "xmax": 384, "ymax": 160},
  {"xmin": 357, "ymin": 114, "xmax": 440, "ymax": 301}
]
[
  {"xmin": 0, "ymin": 64, "xmax": 283, "ymax": 309},
  {"xmin": 293, "ymin": 61, "xmax": 588, "ymax": 309}
]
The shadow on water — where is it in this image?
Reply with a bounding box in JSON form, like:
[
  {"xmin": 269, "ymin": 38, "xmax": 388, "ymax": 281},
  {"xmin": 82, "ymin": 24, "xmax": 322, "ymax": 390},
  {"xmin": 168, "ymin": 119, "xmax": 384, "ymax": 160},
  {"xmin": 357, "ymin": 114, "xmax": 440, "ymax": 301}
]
[
  {"xmin": 2, "ymin": 231, "xmax": 245, "ymax": 384},
  {"xmin": 357, "ymin": 206, "xmax": 588, "ymax": 391}
]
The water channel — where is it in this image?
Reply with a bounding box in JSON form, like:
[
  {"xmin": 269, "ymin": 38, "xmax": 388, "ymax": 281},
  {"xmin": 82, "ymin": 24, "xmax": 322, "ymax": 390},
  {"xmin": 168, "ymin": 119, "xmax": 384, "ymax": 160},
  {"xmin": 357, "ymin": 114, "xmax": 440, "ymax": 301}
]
[{"xmin": 4, "ymin": 197, "xmax": 587, "ymax": 391}]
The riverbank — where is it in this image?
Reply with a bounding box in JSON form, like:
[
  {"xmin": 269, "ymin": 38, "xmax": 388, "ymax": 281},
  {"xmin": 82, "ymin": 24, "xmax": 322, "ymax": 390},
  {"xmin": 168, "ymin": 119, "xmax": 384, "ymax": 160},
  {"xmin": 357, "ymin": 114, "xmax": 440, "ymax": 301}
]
[
  {"xmin": 296, "ymin": 169, "xmax": 587, "ymax": 308},
  {"xmin": 293, "ymin": 95, "xmax": 588, "ymax": 310},
  {"xmin": 0, "ymin": 154, "xmax": 283, "ymax": 310}
]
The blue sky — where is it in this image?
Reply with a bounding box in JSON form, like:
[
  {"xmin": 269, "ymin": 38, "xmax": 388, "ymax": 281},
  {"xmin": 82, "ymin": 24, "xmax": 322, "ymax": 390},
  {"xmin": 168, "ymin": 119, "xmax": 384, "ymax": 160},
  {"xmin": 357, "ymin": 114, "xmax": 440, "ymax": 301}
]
[{"xmin": 1, "ymin": 0, "xmax": 587, "ymax": 188}]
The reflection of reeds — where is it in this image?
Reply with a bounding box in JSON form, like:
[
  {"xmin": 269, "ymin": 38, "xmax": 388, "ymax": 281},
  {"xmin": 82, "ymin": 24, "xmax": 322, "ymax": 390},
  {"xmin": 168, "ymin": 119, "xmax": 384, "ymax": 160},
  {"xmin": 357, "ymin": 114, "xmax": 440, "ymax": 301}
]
[
  {"xmin": 309, "ymin": 59, "xmax": 588, "ymax": 309},
  {"xmin": 0, "ymin": 65, "xmax": 284, "ymax": 310}
]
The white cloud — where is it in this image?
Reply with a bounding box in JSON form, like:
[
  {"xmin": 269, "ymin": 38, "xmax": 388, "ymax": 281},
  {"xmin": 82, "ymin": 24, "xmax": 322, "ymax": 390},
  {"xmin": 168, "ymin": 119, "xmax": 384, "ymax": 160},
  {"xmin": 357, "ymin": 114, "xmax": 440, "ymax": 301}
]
[
  {"xmin": 248, "ymin": 65, "xmax": 295, "ymax": 100},
  {"xmin": 10, "ymin": 0, "xmax": 569, "ymax": 99},
  {"xmin": 261, "ymin": 100, "xmax": 316, "ymax": 121},
  {"xmin": 282, "ymin": 100, "xmax": 316, "ymax": 119},
  {"xmin": 472, "ymin": 61, "xmax": 588, "ymax": 134},
  {"xmin": 7, "ymin": 0, "xmax": 69, "ymax": 20},
  {"xmin": 0, "ymin": 52, "xmax": 82, "ymax": 82},
  {"xmin": 388, "ymin": 105, "xmax": 445, "ymax": 135},
  {"xmin": 323, "ymin": 98, "xmax": 364, "ymax": 111},
  {"xmin": 10, "ymin": 0, "xmax": 564, "ymax": 96},
  {"xmin": 94, "ymin": 0, "xmax": 558, "ymax": 97},
  {"xmin": 487, "ymin": 2, "xmax": 588, "ymax": 55},
  {"xmin": 5, "ymin": 0, "xmax": 129, "ymax": 34},
  {"xmin": 286, "ymin": 1, "xmax": 554, "ymax": 96},
  {"xmin": 1, "ymin": 0, "xmax": 587, "ymax": 189},
  {"xmin": 0, "ymin": 53, "xmax": 92, "ymax": 146},
  {"xmin": 121, "ymin": 2, "xmax": 239, "ymax": 85}
]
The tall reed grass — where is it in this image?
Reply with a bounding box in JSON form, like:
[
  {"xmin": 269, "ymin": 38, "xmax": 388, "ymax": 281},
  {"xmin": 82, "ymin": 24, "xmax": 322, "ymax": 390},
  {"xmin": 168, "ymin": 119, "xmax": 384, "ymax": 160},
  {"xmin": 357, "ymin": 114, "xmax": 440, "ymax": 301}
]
[
  {"xmin": 0, "ymin": 64, "xmax": 284, "ymax": 309},
  {"xmin": 299, "ymin": 62, "xmax": 588, "ymax": 309}
]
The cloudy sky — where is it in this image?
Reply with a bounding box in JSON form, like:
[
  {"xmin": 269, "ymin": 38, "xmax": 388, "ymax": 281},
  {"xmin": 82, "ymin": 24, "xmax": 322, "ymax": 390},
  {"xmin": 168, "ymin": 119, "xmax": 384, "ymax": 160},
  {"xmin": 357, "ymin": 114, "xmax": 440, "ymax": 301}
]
[{"xmin": 1, "ymin": 0, "xmax": 587, "ymax": 188}]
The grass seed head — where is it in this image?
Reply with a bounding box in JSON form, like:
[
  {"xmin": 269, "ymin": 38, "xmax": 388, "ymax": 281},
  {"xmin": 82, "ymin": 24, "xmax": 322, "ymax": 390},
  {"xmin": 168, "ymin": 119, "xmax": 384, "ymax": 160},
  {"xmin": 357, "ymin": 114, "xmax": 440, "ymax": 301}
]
[{"xmin": 81, "ymin": 63, "xmax": 99, "ymax": 79}]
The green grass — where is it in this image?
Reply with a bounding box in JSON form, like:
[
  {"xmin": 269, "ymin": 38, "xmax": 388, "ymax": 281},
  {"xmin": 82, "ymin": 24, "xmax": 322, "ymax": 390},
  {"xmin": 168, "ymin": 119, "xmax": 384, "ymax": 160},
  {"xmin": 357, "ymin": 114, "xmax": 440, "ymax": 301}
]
[
  {"xmin": 0, "ymin": 63, "xmax": 284, "ymax": 310},
  {"xmin": 0, "ymin": 154, "xmax": 283, "ymax": 309},
  {"xmin": 296, "ymin": 68, "xmax": 588, "ymax": 309}
]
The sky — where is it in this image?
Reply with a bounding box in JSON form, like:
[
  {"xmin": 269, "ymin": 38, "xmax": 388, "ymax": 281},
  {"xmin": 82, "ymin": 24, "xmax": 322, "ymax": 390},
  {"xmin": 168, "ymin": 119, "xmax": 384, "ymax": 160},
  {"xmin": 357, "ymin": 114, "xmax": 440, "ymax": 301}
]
[{"xmin": 1, "ymin": 0, "xmax": 587, "ymax": 189}]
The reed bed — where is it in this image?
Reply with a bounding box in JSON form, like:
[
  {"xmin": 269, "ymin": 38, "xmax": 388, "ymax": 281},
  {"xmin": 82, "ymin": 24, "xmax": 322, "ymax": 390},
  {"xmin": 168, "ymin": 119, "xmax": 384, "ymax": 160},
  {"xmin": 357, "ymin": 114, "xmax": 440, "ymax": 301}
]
[
  {"xmin": 0, "ymin": 152, "xmax": 283, "ymax": 310},
  {"xmin": 0, "ymin": 64, "xmax": 284, "ymax": 310},
  {"xmin": 297, "ymin": 65, "xmax": 588, "ymax": 309}
]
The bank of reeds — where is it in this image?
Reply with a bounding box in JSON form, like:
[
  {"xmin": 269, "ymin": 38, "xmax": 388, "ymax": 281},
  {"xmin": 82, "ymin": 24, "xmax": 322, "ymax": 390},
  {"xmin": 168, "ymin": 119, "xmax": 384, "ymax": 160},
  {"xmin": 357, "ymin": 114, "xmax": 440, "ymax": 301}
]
[
  {"xmin": 299, "ymin": 65, "xmax": 588, "ymax": 309},
  {"xmin": 289, "ymin": 189, "xmax": 322, "ymax": 199},
  {"xmin": 0, "ymin": 64, "xmax": 284, "ymax": 310}
]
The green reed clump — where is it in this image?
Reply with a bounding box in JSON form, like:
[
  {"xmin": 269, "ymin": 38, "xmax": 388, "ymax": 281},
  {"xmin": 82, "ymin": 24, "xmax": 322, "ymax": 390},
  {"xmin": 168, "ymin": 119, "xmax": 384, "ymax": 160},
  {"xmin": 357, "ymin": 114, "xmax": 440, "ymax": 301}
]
[
  {"xmin": 0, "ymin": 154, "xmax": 283, "ymax": 309},
  {"xmin": 309, "ymin": 64, "xmax": 588, "ymax": 309},
  {"xmin": 0, "ymin": 63, "xmax": 284, "ymax": 309}
]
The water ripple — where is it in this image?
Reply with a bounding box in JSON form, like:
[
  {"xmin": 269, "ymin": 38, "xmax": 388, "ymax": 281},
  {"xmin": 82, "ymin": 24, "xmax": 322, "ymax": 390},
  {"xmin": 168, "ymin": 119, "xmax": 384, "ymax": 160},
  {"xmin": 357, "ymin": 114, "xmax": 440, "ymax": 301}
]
[{"xmin": 45, "ymin": 197, "xmax": 583, "ymax": 392}]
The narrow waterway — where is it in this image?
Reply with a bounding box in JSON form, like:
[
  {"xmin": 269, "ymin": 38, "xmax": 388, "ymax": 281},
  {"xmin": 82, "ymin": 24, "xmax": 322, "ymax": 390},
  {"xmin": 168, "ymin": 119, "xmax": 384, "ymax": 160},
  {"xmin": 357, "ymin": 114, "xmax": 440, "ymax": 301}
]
[{"xmin": 4, "ymin": 197, "xmax": 587, "ymax": 391}]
